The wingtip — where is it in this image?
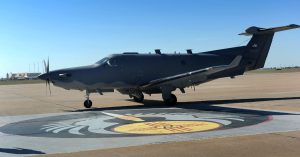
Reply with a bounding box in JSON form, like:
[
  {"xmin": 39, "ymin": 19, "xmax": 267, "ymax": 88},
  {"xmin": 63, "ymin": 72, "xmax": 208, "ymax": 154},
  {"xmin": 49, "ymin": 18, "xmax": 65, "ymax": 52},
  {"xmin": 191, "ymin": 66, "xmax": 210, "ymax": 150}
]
[
  {"xmin": 238, "ymin": 32, "xmax": 251, "ymax": 36},
  {"xmin": 289, "ymin": 24, "xmax": 300, "ymax": 28}
]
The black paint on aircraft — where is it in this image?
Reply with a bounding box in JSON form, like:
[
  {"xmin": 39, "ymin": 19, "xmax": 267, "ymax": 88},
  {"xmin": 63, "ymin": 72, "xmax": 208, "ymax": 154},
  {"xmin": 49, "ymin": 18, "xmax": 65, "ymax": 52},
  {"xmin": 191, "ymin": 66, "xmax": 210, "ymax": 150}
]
[{"xmin": 38, "ymin": 24, "xmax": 300, "ymax": 108}]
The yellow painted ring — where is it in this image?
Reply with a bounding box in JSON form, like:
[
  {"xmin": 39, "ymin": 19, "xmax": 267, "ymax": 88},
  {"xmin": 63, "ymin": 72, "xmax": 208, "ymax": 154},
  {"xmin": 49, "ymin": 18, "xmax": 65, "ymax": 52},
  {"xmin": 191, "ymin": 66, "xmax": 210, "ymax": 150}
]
[{"xmin": 113, "ymin": 121, "xmax": 221, "ymax": 134}]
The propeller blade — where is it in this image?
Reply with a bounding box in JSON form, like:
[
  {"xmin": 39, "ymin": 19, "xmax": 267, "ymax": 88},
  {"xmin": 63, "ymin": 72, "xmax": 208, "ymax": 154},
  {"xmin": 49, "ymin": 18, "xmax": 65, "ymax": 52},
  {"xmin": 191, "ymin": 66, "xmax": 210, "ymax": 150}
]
[
  {"xmin": 47, "ymin": 79, "xmax": 51, "ymax": 95},
  {"xmin": 45, "ymin": 77, "xmax": 48, "ymax": 95},
  {"xmin": 42, "ymin": 58, "xmax": 51, "ymax": 96},
  {"xmin": 47, "ymin": 57, "xmax": 51, "ymax": 95},
  {"xmin": 47, "ymin": 57, "xmax": 49, "ymax": 73},
  {"xmin": 43, "ymin": 60, "xmax": 47, "ymax": 73}
]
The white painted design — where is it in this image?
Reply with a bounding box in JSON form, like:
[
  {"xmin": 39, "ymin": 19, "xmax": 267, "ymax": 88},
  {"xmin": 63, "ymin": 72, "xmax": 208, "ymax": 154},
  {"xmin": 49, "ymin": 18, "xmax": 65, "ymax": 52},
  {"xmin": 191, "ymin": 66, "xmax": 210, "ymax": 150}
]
[
  {"xmin": 40, "ymin": 111, "xmax": 245, "ymax": 136},
  {"xmin": 41, "ymin": 116, "xmax": 119, "ymax": 135}
]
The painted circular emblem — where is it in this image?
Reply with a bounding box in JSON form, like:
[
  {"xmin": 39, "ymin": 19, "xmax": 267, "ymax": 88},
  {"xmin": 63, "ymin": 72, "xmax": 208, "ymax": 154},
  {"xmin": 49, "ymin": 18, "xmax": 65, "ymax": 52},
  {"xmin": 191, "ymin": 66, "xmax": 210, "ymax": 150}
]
[
  {"xmin": 114, "ymin": 121, "xmax": 221, "ymax": 134},
  {"xmin": 0, "ymin": 108, "xmax": 269, "ymax": 138}
]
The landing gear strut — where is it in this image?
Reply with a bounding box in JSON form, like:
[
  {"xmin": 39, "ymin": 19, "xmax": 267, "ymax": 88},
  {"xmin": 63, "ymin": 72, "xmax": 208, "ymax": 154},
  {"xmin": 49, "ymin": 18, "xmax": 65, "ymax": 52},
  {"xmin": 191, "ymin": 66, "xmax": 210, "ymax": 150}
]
[{"xmin": 84, "ymin": 91, "xmax": 92, "ymax": 108}]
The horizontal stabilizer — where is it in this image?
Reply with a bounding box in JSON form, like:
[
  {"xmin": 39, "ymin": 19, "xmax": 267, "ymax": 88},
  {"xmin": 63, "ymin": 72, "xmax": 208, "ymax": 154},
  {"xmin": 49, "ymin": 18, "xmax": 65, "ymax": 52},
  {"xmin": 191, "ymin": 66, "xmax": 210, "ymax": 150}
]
[{"xmin": 239, "ymin": 24, "xmax": 300, "ymax": 36}]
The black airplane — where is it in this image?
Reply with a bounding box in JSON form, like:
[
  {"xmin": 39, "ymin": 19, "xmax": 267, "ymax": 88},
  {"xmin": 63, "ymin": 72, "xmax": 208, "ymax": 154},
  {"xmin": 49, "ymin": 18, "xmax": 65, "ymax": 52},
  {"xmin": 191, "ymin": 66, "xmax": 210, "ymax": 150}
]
[{"xmin": 38, "ymin": 24, "xmax": 300, "ymax": 108}]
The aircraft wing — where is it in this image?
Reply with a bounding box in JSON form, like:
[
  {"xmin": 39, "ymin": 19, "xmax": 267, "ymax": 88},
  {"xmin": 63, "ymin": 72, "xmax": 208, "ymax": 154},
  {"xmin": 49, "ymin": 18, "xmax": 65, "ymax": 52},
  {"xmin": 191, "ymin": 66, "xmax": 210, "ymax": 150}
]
[{"xmin": 141, "ymin": 55, "xmax": 242, "ymax": 89}]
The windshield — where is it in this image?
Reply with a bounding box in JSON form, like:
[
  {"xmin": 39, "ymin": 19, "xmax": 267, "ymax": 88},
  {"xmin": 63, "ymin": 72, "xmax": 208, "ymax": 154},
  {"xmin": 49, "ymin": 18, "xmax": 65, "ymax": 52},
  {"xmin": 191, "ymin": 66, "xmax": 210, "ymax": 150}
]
[{"xmin": 95, "ymin": 57, "xmax": 109, "ymax": 65}]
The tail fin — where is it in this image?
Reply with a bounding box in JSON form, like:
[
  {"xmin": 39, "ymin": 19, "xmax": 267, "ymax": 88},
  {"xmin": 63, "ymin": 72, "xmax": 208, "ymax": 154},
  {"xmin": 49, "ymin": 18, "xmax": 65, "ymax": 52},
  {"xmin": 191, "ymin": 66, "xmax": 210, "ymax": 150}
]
[{"xmin": 240, "ymin": 24, "xmax": 299, "ymax": 70}]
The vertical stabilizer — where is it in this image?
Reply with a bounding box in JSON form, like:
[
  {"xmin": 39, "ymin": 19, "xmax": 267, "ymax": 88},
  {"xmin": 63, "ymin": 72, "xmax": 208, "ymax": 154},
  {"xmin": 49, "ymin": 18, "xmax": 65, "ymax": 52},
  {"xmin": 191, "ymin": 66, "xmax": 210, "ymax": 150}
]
[{"xmin": 240, "ymin": 24, "xmax": 299, "ymax": 70}]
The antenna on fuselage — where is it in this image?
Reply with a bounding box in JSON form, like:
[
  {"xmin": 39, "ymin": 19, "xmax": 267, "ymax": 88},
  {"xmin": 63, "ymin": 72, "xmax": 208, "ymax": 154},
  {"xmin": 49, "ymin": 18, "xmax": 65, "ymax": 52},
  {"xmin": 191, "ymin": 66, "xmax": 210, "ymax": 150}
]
[
  {"xmin": 186, "ymin": 49, "xmax": 193, "ymax": 54},
  {"xmin": 155, "ymin": 49, "xmax": 161, "ymax": 54}
]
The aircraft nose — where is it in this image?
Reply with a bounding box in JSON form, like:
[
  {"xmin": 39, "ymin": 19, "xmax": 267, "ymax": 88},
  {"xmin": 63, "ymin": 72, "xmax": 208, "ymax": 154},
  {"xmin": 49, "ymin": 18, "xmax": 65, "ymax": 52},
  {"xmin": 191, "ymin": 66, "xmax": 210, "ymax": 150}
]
[{"xmin": 38, "ymin": 73, "xmax": 47, "ymax": 80}]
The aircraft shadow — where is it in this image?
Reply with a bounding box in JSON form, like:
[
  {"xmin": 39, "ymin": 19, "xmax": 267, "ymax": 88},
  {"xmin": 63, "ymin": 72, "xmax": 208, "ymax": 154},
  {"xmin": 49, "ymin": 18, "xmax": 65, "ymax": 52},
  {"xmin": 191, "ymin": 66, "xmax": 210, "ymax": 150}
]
[
  {"xmin": 69, "ymin": 96, "xmax": 300, "ymax": 116},
  {"xmin": 0, "ymin": 147, "xmax": 45, "ymax": 155}
]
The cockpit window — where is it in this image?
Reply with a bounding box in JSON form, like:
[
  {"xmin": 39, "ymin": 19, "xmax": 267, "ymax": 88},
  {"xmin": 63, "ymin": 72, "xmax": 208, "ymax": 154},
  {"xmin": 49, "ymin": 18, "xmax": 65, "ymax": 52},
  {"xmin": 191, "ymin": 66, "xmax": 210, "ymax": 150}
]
[
  {"xmin": 95, "ymin": 58, "xmax": 109, "ymax": 65},
  {"xmin": 95, "ymin": 57, "xmax": 118, "ymax": 67},
  {"xmin": 107, "ymin": 58, "xmax": 118, "ymax": 67}
]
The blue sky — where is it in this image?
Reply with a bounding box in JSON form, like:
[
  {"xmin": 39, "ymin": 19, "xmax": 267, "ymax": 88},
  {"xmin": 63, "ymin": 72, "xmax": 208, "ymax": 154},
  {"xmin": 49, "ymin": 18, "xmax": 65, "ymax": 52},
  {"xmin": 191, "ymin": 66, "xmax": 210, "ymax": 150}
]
[{"xmin": 0, "ymin": 0, "xmax": 299, "ymax": 77}]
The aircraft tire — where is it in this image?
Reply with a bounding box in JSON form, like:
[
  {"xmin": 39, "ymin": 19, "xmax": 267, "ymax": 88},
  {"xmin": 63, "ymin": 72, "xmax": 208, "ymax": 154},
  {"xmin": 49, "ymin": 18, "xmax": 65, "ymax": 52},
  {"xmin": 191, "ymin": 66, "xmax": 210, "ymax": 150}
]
[
  {"xmin": 133, "ymin": 93, "xmax": 144, "ymax": 102},
  {"xmin": 163, "ymin": 94, "xmax": 177, "ymax": 106},
  {"xmin": 84, "ymin": 100, "xmax": 92, "ymax": 108}
]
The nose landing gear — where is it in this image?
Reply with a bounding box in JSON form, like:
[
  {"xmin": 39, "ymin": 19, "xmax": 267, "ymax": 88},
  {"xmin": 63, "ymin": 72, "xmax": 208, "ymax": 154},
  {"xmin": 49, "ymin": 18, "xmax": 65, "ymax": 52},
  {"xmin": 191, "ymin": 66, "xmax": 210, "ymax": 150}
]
[
  {"xmin": 84, "ymin": 99, "xmax": 92, "ymax": 108},
  {"xmin": 84, "ymin": 91, "xmax": 92, "ymax": 108}
]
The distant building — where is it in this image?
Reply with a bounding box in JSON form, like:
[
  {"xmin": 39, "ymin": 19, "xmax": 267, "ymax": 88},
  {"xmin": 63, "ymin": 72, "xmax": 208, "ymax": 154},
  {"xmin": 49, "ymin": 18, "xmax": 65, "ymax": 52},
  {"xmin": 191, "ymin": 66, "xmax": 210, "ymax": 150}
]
[
  {"xmin": 26, "ymin": 73, "xmax": 41, "ymax": 79},
  {"xmin": 8, "ymin": 72, "xmax": 41, "ymax": 80}
]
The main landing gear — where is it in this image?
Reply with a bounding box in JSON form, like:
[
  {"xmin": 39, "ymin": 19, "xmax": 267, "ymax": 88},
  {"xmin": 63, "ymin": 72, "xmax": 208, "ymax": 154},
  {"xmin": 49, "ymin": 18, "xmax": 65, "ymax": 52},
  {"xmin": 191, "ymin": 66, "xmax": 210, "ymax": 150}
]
[
  {"xmin": 129, "ymin": 88, "xmax": 178, "ymax": 106},
  {"xmin": 84, "ymin": 91, "xmax": 92, "ymax": 108},
  {"xmin": 130, "ymin": 92, "xmax": 144, "ymax": 103},
  {"xmin": 162, "ymin": 87, "xmax": 177, "ymax": 106},
  {"xmin": 163, "ymin": 94, "xmax": 177, "ymax": 106}
]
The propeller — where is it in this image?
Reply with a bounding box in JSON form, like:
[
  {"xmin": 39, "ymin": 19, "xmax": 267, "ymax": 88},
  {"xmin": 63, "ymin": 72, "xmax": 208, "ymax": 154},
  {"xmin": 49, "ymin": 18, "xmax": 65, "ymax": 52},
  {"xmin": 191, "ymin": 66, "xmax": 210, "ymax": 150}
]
[{"xmin": 41, "ymin": 57, "xmax": 51, "ymax": 95}]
